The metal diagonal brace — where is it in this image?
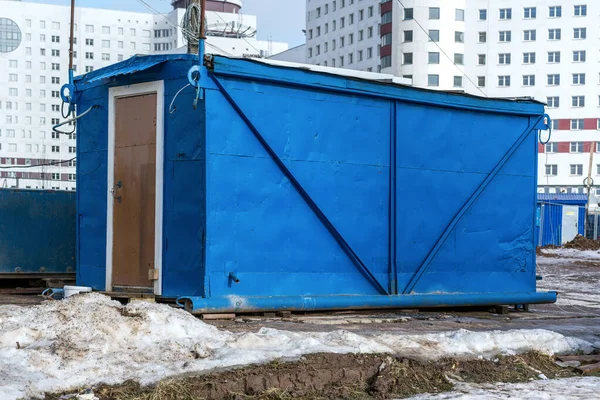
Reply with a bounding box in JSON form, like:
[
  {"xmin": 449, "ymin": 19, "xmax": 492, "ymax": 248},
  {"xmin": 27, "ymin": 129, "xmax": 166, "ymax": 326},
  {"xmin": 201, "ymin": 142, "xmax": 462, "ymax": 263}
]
[
  {"xmin": 402, "ymin": 115, "xmax": 545, "ymax": 294},
  {"xmin": 212, "ymin": 76, "xmax": 389, "ymax": 295}
]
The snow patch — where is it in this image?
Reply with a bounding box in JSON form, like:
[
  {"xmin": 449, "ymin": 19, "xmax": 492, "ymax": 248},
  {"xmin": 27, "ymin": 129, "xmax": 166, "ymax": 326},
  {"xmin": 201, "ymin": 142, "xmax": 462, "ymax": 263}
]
[
  {"xmin": 0, "ymin": 294, "xmax": 593, "ymax": 400},
  {"xmin": 407, "ymin": 377, "xmax": 600, "ymax": 399}
]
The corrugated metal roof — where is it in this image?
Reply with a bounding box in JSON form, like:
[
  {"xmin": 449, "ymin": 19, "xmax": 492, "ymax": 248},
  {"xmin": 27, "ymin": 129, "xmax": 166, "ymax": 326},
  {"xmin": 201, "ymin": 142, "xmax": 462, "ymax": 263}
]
[
  {"xmin": 537, "ymin": 193, "xmax": 588, "ymax": 205},
  {"xmin": 74, "ymin": 54, "xmax": 197, "ymax": 84}
]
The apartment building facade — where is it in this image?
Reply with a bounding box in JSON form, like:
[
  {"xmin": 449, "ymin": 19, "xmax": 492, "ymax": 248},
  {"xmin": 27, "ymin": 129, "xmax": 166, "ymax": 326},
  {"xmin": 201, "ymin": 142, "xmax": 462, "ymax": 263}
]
[
  {"xmin": 305, "ymin": 0, "xmax": 381, "ymax": 71},
  {"xmin": 465, "ymin": 1, "xmax": 600, "ymax": 196},
  {"xmin": 0, "ymin": 0, "xmax": 286, "ymax": 190},
  {"xmin": 304, "ymin": 0, "xmax": 600, "ymax": 195}
]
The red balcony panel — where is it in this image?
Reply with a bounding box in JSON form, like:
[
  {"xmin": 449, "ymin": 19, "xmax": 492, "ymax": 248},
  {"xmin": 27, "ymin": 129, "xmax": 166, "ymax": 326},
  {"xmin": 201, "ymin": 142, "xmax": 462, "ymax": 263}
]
[
  {"xmin": 381, "ymin": 1, "xmax": 393, "ymax": 14},
  {"xmin": 557, "ymin": 119, "xmax": 571, "ymax": 131},
  {"xmin": 380, "ymin": 23, "xmax": 392, "ymax": 35},
  {"xmin": 557, "ymin": 142, "xmax": 570, "ymax": 153},
  {"xmin": 380, "ymin": 44, "xmax": 392, "ymax": 57}
]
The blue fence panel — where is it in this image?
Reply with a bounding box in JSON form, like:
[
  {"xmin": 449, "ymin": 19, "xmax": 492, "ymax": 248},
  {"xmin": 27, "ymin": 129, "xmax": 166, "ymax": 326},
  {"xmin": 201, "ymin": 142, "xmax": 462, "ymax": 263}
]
[{"xmin": 0, "ymin": 189, "xmax": 76, "ymax": 275}]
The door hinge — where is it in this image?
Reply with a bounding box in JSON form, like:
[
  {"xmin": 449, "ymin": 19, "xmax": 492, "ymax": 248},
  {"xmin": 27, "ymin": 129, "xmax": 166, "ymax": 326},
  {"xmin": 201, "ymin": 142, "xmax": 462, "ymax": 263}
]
[{"xmin": 148, "ymin": 268, "xmax": 159, "ymax": 281}]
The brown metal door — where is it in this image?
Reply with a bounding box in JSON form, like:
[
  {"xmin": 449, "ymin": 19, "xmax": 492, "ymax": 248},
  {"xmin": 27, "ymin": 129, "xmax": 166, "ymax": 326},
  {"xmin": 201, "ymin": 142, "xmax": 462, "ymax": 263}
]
[{"xmin": 112, "ymin": 93, "xmax": 157, "ymax": 289}]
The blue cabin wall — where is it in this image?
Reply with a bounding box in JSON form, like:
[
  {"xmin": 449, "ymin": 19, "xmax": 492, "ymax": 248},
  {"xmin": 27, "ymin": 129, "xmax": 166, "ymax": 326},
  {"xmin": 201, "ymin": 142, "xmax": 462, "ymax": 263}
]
[
  {"xmin": 201, "ymin": 58, "xmax": 543, "ymax": 300},
  {"xmin": 75, "ymin": 57, "xmax": 205, "ymax": 297},
  {"xmin": 0, "ymin": 189, "xmax": 76, "ymax": 275}
]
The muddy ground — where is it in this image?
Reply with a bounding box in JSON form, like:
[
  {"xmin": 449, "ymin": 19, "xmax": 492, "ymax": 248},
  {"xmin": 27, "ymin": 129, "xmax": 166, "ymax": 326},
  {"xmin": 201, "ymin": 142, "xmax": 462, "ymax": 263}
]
[
  {"xmin": 46, "ymin": 351, "xmax": 588, "ymax": 400},
  {"xmin": 5, "ymin": 250, "xmax": 600, "ymax": 399}
]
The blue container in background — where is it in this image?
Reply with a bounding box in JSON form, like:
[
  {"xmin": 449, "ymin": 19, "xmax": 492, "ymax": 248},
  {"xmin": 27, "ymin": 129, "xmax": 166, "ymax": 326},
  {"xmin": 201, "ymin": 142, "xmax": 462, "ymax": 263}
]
[
  {"xmin": 74, "ymin": 54, "xmax": 556, "ymax": 313},
  {"xmin": 0, "ymin": 189, "xmax": 76, "ymax": 277},
  {"xmin": 536, "ymin": 193, "xmax": 587, "ymax": 246}
]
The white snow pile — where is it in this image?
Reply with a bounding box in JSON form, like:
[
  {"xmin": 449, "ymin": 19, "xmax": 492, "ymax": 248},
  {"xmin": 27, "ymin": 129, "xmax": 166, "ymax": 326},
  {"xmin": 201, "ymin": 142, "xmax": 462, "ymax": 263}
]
[
  {"xmin": 407, "ymin": 377, "xmax": 600, "ymax": 399},
  {"xmin": 0, "ymin": 293, "xmax": 594, "ymax": 400}
]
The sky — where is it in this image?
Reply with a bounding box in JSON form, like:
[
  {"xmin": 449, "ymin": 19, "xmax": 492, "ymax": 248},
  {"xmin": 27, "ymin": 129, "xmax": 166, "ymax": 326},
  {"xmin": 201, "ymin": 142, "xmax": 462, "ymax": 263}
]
[{"xmin": 27, "ymin": 0, "xmax": 306, "ymax": 47}]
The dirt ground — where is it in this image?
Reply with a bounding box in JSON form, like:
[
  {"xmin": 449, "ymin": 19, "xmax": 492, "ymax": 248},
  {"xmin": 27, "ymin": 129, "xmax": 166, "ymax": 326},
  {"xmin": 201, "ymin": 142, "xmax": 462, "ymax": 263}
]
[
  {"xmin": 4, "ymin": 249, "xmax": 600, "ymax": 399},
  {"xmin": 45, "ymin": 352, "xmax": 586, "ymax": 400}
]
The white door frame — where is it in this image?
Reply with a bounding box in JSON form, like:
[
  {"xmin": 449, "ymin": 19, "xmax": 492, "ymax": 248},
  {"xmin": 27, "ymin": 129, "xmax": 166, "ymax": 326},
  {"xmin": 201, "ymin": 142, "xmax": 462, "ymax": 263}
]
[{"xmin": 106, "ymin": 80, "xmax": 164, "ymax": 295}]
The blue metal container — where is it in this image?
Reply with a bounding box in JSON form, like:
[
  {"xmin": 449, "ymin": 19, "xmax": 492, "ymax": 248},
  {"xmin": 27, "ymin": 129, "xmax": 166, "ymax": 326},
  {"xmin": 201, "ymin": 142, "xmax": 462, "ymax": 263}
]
[
  {"xmin": 0, "ymin": 189, "xmax": 76, "ymax": 277},
  {"xmin": 536, "ymin": 193, "xmax": 587, "ymax": 246},
  {"xmin": 74, "ymin": 54, "xmax": 556, "ymax": 312}
]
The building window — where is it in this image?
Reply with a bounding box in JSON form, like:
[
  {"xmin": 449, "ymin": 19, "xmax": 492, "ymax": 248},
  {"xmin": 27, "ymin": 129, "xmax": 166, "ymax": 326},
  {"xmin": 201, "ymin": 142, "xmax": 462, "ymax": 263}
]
[
  {"xmin": 380, "ymin": 55, "xmax": 391, "ymax": 68},
  {"xmin": 571, "ymin": 119, "xmax": 584, "ymax": 130},
  {"xmin": 570, "ymin": 164, "xmax": 583, "ymax": 176},
  {"xmin": 403, "ymin": 8, "xmax": 413, "ymax": 20},
  {"xmin": 574, "ymin": 5, "xmax": 587, "ymax": 16},
  {"xmin": 498, "ymin": 75, "xmax": 511, "ymax": 87},
  {"xmin": 479, "ymin": 9, "xmax": 487, "ymax": 20},
  {"xmin": 477, "ymin": 76, "xmax": 486, "ymax": 87},
  {"xmin": 524, "ymin": 7, "xmax": 536, "ymax": 19},
  {"xmin": 547, "ymin": 74, "xmax": 560, "ymax": 86},
  {"xmin": 499, "ymin": 8, "xmax": 512, "ymax": 20},
  {"xmin": 478, "ymin": 54, "xmax": 486, "ymax": 65},
  {"xmin": 51, "ymin": 63, "xmax": 60, "ymax": 70},
  {"xmin": 546, "ymin": 143, "xmax": 559, "ymax": 153},
  {"xmin": 499, "ymin": 31, "xmax": 511, "ymax": 42},
  {"xmin": 51, "ymin": 49, "xmax": 60, "ymax": 56},
  {"xmin": 455, "ymin": 9, "xmax": 465, "ymax": 21},
  {"xmin": 102, "ymin": 53, "xmax": 110, "ymax": 61},
  {"xmin": 429, "ymin": 7, "xmax": 440, "ymax": 20},
  {"xmin": 403, "ymin": 30, "xmax": 412, "ymax": 43},
  {"xmin": 498, "ymin": 53, "xmax": 511, "ymax": 65},
  {"xmin": 573, "ymin": 73, "xmax": 586, "ymax": 85},
  {"xmin": 428, "ymin": 52, "xmax": 440, "ymax": 64},
  {"xmin": 548, "ymin": 51, "xmax": 561, "ymax": 63},
  {"xmin": 523, "ymin": 30, "xmax": 536, "ymax": 41},
  {"xmin": 545, "ymin": 165, "xmax": 558, "ymax": 176},
  {"xmin": 403, "ymin": 53, "xmax": 413, "ymax": 65},
  {"xmin": 51, "ymin": 145, "xmax": 60, "ymax": 153},
  {"xmin": 478, "ymin": 32, "xmax": 487, "ymax": 43},
  {"xmin": 453, "ymin": 76, "xmax": 463, "ymax": 88},
  {"xmin": 572, "ymin": 96, "xmax": 585, "ymax": 107},
  {"xmin": 549, "ymin": 6, "xmax": 562, "ymax": 17},
  {"xmin": 548, "ymin": 29, "xmax": 561, "ymax": 40},
  {"xmin": 454, "ymin": 31, "xmax": 464, "ymax": 43},
  {"xmin": 523, "ymin": 52, "xmax": 536, "ymax": 64},
  {"xmin": 85, "ymin": 66, "xmax": 94, "ymax": 72},
  {"xmin": 574, "ymin": 28, "xmax": 586, "ymax": 39},
  {"xmin": 428, "ymin": 30, "xmax": 440, "ymax": 42},
  {"xmin": 102, "ymin": 40, "xmax": 110, "ymax": 48},
  {"xmin": 85, "ymin": 38, "xmax": 94, "ymax": 45},
  {"xmin": 571, "ymin": 142, "xmax": 584, "ymax": 153},
  {"xmin": 523, "ymin": 75, "xmax": 535, "ymax": 86},
  {"xmin": 573, "ymin": 50, "xmax": 586, "ymax": 62},
  {"xmin": 428, "ymin": 75, "xmax": 439, "ymax": 87},
  {"xmin": 547, "ymin": 97, "xmax": 560, "ymax": 108},
  {"xmin": 69, "ymin": 146, "xmax": 76, "ymax": 153}
]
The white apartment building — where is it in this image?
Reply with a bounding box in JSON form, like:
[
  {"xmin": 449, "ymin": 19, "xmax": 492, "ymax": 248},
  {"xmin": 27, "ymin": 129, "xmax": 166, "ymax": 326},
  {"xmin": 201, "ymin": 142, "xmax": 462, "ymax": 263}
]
[
  {"xmin": 305, "ymin": 0, "xmax": 381, "ymax": 71},
  {"xmin": 0, "ymin": 0, "xmax": 286, "ymax": 190},
  {"xmin": 465, "ymin": 1, "xmax": 600, "ymax": 196},
  {"xmin": 303, "ymin": 0, "xmax": 600, "ymax": 195}
]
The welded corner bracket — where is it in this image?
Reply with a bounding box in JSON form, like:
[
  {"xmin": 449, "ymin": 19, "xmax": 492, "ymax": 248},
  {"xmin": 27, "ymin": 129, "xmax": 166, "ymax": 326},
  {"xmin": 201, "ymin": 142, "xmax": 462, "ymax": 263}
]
[{"xmin": 536, "ymin": 114, "xmax": 551, "ymax": 131}]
